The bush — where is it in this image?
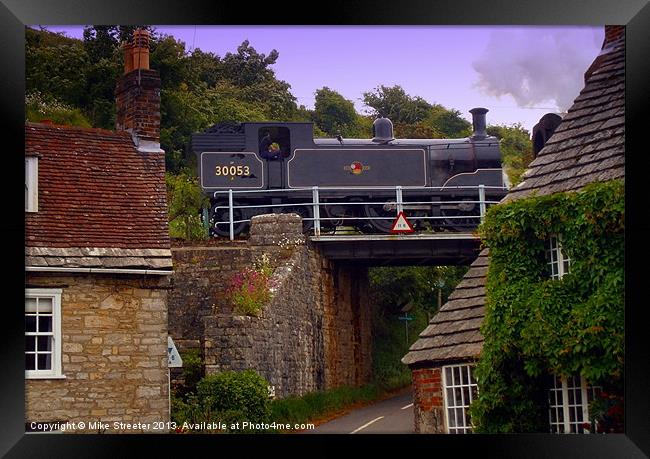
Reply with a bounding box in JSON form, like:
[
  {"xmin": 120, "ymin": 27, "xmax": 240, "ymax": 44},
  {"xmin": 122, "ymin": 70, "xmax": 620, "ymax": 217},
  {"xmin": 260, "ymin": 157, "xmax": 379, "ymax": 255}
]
[
  {"xmin": 26, "ymin": 91, "xmax": 92, "ymax": 127},
  {"xmin": 197, "ymin": 370, "xmax": 271, "ymax": 427},
  {"xmin": 179, "ymin": 348, "xmax": 203, "ymax": 395}
]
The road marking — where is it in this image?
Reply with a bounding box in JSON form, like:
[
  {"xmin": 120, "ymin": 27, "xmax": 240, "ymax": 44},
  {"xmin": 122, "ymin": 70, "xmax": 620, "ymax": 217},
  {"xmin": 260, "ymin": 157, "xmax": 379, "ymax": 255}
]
[
  {"xmin": 401, "ymin": 403, "xmax": 414, "ymax": 410},
  {"xmin": 349, "ymin": 416, "xmax": 384, "ymax": 434}
]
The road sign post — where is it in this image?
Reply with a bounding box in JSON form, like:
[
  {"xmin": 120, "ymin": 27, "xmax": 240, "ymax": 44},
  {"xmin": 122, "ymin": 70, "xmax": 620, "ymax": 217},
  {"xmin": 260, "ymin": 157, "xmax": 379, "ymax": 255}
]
[
  {"xmin": 390, "ymin": 211, "xmax": 415, "ymax": 234},
  {"xmin": 398, "ymin": 313, "xmax": 414, "ymax": 344}
]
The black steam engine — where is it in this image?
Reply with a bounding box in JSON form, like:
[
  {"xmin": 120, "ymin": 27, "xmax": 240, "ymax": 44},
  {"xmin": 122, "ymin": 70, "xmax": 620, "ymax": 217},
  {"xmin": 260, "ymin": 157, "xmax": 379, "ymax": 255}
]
[{"xmin": 192, "ymin": 108, "xmax": 508, "ymax": 236}]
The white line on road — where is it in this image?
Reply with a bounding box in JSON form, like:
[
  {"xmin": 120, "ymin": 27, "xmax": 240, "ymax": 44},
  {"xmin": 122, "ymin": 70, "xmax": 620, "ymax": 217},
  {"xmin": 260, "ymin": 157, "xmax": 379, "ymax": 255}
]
[
  {"xmin": 401, "ymin": 403, "xmax": 414, "ymax": 410},
  {"xmin": 349, "ymin": 416, "xmax": 385, "ymax": 434}
]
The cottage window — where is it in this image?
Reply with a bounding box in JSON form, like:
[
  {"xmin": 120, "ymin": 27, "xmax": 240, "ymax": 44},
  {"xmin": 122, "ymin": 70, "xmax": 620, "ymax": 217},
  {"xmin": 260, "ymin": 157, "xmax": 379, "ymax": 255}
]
[
  {"xmin": 25, "ymin": 156, "xmax": 38, "ymax": 212},
  {"xmin": 548, "ymin": 374, "xmax": 601, "ymax": 433},
  {"xmin": 545, "ymin": 235, "xmax": 570, "ymax": 279},
  {"xmin": 25, "ymin": 289, "xmax": 63, "ymax": 379},
  {"xmin": 443, "ymin": 364, "xmax": 478, "ymax": 433}
]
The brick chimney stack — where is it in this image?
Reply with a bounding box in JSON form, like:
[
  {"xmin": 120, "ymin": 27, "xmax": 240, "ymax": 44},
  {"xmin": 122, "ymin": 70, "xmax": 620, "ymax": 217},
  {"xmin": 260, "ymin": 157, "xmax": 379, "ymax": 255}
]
[
  {"xmin": 115, "ymin": 29, "xmax": 162, "ymax": 153},
  {"xmin": 584, "ymin": 25, "xmax": 624, "ymax": 83}
]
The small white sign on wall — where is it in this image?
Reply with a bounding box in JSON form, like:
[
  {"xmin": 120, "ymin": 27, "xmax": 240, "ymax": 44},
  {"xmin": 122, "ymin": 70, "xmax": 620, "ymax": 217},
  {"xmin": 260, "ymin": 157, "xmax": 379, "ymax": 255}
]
[{"xmin": 168, "ymin": 336, "xmax": 183, "ymax": 368}]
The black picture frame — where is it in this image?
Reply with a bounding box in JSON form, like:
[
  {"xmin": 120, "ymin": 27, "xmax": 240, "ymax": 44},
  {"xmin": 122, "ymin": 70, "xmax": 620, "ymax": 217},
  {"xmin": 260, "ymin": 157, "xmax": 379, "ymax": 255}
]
[{"xmin": 2, "ymin": 0, "xmax": 648, "ymax": 457}]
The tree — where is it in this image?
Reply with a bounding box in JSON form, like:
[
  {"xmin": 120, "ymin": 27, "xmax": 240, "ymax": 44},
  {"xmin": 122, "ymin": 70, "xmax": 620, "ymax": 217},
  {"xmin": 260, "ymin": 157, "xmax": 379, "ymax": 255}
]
[
  {"xmin": 363, "ymin": 85, "xmax": 432, "ymax": 124},
  {"xmin": 369, "ymin": 266, "xmax": 468, "ymax": 316},
  {"xmin": 424, "ymin": 105, "xmax": 472, "ymax": 138},
  {"xmin": 221, "ymin": 39, "xmax": 280, "ymax": 87},
  {"xmin": 166, "ymin": 170, "xmax": 210, "ymax": 240},
  {"xmin": 393, "ymin": 121, "xmax": 440, "ymax": 139},
  {"xmin": 313, "ymin": 87, "xmax": 359, "ymax": 136},
  {"xmin": 487, "ymin": 124, "xmax": 534, "ymax": 186}
]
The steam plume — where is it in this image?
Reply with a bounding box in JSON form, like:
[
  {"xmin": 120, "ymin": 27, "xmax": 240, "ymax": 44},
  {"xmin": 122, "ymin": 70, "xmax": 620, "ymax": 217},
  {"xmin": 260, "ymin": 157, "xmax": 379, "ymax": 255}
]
[{"xmin": 472, "ymin": 28, "xmax": 603, "ymax": 111}]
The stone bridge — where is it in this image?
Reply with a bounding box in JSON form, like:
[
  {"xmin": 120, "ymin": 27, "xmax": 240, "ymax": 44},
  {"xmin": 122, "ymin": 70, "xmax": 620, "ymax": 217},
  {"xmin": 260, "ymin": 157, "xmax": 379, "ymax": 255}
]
[{"xmin": 168, "ymin": 214, "xmax": 481, "ymax": 398}]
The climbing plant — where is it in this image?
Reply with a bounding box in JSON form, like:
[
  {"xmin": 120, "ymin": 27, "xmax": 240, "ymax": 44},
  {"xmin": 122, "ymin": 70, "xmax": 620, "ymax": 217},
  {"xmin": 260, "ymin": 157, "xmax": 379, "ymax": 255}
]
[{"xmin": 469, "ymin": 179, "xmax": 624, "ymax": 432}]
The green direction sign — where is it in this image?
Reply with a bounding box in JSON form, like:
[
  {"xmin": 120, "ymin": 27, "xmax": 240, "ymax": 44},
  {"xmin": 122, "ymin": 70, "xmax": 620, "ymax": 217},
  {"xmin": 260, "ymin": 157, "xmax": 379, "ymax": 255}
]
[{"xmin": 398, "ymin": 314, "xmax": 414, "ymax": 321}]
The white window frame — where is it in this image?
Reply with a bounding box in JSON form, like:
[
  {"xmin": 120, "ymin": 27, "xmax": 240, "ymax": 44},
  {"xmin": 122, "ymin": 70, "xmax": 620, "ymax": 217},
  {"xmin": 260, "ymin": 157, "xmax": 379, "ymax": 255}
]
[
  {"xmin": 546, "ymin": 235, "xmax": 571, "ymax": 280},
  {"xmin": 442, "ymin": 363, "xmax": 478, "ymax": 434},
  {"xmin": 548, "ymin": 374, "xmax": 601, "ymax": 434},
  {"xmin": 25, "ymin": 156, "xmax": 39, "ymax": 212},
  {"xmin": 25, "ymin": 289, "xmax": 64, "ymax": 379}
]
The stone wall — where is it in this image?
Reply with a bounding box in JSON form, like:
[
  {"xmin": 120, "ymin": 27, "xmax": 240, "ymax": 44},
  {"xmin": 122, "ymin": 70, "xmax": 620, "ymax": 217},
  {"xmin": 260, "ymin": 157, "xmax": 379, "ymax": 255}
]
[
  {"xmin": 25, "ymin": 273, "xmax": 169, "ymax": 432},
  {"xmin": 321, "ymin": 262, "xmax": 372, "ymax": 388},
  {"xmin": 411, "ymin": 366, "xmax": 445, "ymax": 433},
  {"xmin": 169, "ymin": 213, "xmax": 373, "ymax": 398},
  {"xmin": 168, "ymin": 243, "xmax": 250, "ymax": 351}
]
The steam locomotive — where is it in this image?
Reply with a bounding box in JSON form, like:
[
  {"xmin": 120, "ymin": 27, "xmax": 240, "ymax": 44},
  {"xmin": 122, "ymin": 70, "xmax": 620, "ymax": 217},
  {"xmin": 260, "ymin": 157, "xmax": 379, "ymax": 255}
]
[{"xmin": 192, "ymin": 107, "xmax": 509, "ymax": 236}]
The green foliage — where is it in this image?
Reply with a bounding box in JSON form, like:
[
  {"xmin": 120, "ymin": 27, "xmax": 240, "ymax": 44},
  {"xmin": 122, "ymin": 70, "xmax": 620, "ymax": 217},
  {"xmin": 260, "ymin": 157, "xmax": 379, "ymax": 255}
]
[
  {"xmin": 369, "ymin": 266, "xmax": 467, "ymax": 389},
  {"xmin": 172, "ymin": 369, "xmax": 271, "ymax": 433},
  {"xmin": 313, "ymin": 87, "xmax": 359, "ymax": 136},
  {"xmin": 363, "ymin": 85, "xmax": 432, "ymax": 124},
  {"xmin": 270, "ymin": 384, "xmax": 382, "ymax": 426},
  {"xmin": 165, "ymin": 170, "xmax": 209, "ymax": 241},
  {"xmin": 424, "ymin": 104, "xmax": 472, "ymax": 138},
  {"xmin": 362, "ymin": 85, "xmax": 471, "ymax": 138},
  {"xmin": 227, "ymin": 254, "xmax": 274, "ymax": 316},
  {"xmin": 370, "ymin": 266, "xmax": 467, "ymax": 316},
  {"xmin": 487, "ymin": 123, "xmax": 534, "ymax": 187},
  {"xmin": 197, "ymin": 370, "xmax": 271, "ymax": 428},
  {"xmin": 470, "ymin": 180, "xmax": 624, "ymax": 432},
  {"xmin": 180, "ymin": 348, "xmax": 204, "ymax": 395},
  {"xmin": 26, "ymin": 92, "xmax": 92, "ymax": 127}
]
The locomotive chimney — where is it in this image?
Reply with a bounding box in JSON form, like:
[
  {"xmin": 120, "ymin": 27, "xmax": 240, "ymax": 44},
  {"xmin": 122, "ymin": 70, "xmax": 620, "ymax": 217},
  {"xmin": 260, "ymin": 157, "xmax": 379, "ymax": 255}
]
[
  {"xmin": 115, "ymin": 28, "xmax": 162, "ymax": 153},
  {"xmin": 469, "ymin": 107, "xmax": 488, "ymax": 140}
]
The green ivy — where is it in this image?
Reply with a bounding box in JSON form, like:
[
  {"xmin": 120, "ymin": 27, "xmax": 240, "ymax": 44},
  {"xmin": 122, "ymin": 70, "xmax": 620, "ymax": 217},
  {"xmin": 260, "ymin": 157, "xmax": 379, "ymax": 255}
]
[{"xmin": 469, "ymin": 179, "xmax": 624, "ymax": 432}]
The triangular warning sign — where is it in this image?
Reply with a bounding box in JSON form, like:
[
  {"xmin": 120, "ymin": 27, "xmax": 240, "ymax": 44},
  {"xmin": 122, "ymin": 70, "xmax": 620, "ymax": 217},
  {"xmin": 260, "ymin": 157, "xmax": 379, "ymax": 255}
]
[{"xmin": 391, "ymin": 211, "xmax": 415, "ymax": 234}]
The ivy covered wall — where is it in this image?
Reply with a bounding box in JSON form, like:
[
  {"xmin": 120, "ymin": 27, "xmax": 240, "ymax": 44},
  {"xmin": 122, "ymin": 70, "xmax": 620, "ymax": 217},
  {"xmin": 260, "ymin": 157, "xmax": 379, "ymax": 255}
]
[{"xmin": 469, "ymin": 179, "xmax": 624, "ymax": 433}]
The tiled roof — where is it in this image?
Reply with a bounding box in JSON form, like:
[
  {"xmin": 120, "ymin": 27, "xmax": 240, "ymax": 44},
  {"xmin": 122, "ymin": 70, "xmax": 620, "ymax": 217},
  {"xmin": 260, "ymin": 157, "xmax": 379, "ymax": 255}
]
[
  {"xmin": 504, "ymin": 34, "xmax": 624, "ymax": 202},
  {"xmin": 403, "ymin": 30, "xmax": 625, "ymax": 367},
  {"xmin": 402, "ymin": 250, "xmax": 488, "ymax": 366},
  {"xmin": 25, "ymin": 122, "xmax": 171, "ymax": 265}
]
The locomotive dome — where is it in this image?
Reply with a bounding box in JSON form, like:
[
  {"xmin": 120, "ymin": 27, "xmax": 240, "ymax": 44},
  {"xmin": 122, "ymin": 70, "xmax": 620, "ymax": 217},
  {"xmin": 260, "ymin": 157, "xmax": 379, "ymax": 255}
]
[{"xmin": 372, "ymin": 117, "xmax": 395, "ymax": 143}]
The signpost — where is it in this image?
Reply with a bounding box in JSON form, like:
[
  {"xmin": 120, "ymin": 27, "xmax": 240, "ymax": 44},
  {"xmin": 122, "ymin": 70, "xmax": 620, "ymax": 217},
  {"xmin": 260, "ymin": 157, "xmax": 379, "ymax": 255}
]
[
  {"xmin": 167, "ymin": 336, "xmax": 183, "ymax": 425},
  {"xmin": 391, "ymin": 211, "xmax": 415, "ymax": 234},
  {"xmin": 398, "ymin": 312, "xmax": 414, "ymax": 344}
]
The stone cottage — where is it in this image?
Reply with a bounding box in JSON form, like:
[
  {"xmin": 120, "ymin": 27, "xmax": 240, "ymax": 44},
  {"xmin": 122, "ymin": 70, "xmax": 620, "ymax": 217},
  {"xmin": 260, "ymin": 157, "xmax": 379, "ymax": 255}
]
[
  {"xmin": 25, "ymin": 29, "xmax": 173, "ymax": 432},
  {"xmin": 402, "ymin": 25, "xmax": 625, "ymax": 434}
]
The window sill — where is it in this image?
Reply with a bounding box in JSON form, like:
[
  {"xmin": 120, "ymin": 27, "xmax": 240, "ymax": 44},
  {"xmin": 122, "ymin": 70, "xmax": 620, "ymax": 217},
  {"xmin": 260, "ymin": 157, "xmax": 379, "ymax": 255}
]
[{"xmin": 25, "ymin": 374, "xmax": 67, "ymax": 380}]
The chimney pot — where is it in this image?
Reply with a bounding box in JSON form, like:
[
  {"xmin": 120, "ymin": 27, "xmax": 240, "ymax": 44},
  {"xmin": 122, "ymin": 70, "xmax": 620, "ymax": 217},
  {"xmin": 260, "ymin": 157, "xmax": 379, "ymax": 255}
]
[{"xmin": 469, "ymin": 107, "xmax": 489, "ymax": 140}]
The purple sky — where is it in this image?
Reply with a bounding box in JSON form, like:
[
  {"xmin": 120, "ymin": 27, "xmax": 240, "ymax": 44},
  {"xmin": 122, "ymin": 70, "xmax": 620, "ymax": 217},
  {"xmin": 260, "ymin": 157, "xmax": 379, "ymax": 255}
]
[{"xmin": 42, "ymin": 25, "xmax": 604, "ymax": 134}]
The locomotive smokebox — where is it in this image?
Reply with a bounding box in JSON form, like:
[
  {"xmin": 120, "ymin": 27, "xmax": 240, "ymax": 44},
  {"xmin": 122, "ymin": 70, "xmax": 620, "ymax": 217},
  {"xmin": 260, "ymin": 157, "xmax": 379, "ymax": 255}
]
[
  {"xmin": 372, "ymin": 117, "xmax": 395, "ymax": 143},
  {"xmin": 469, "ymin": 107, "xmax": 489, "ymax": 140}
]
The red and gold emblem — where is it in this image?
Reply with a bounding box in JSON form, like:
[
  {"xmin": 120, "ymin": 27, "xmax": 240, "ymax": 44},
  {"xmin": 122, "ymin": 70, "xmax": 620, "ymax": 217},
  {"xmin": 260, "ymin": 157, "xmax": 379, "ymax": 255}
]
[{"xmin": 344, "ymin": 161, "xmax": 370, "ymax": 175}]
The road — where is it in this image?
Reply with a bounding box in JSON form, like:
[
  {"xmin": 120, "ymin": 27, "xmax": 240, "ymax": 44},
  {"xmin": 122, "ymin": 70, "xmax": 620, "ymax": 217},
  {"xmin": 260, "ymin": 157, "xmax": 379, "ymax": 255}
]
[{"xmin": 305, "ymin": 389, "xmax": 414, "ymax": 434}]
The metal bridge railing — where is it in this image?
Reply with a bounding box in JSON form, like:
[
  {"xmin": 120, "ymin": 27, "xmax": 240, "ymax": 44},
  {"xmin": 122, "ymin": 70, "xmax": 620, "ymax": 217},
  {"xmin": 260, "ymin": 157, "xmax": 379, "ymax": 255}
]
[{"xmin": 212, "ymin": 185, "xmax": 506, "ymax": 240}]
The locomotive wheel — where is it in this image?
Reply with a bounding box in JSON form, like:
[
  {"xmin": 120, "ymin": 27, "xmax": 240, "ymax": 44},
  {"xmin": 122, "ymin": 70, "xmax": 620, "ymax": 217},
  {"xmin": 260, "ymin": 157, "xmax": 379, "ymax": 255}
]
[
  {"xmin": 363, "ymin": 203, "xmax": 397, "ymax": 233},
  {"xmin": 278, "ymin": 205, "xmax": 314, "ymax": 234},
  {"xmin": 441, "ymin": 198, "xmax": 478, "ymax": 232},
  {"xmin": 210, "ymin": 201, "xmax": 248, "ymax": 238}
]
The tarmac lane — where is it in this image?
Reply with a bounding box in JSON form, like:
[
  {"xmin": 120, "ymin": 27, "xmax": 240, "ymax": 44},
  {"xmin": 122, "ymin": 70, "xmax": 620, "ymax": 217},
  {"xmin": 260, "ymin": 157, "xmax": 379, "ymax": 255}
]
[{"xmin": 305, "ymin": 389, "xmax": 414, "ymax": 434}]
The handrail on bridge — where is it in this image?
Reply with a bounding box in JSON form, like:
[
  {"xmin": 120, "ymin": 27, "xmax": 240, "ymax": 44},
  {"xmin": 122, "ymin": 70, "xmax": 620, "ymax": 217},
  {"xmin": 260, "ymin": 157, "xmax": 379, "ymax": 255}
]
[{"xmin": 212, "ymin": 185, "xmax": 506, "ymax": 240}]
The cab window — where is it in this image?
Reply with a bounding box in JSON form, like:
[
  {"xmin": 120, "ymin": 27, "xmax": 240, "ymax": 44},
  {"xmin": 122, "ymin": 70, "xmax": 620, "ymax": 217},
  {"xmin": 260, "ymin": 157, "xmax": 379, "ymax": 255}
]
[{"xmin": 258, "ymin": 127, "xmax": 291, "ymax": 160}]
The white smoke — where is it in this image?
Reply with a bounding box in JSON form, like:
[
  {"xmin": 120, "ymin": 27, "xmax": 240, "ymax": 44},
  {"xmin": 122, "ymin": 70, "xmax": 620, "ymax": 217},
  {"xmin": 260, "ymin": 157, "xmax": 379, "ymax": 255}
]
[{"xmin": 472, "ymin": 28, "xmax": 604, "ymax": 111}]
